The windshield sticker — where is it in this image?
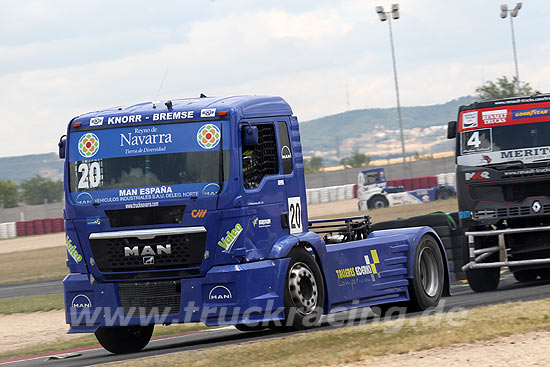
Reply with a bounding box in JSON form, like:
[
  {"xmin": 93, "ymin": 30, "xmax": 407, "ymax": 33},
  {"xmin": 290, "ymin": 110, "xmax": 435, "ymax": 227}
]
[
  {"xmin": 461, "ymin": 111, "xmax": 478, "ymax": 129},
  {"xmin": 482, "ymin": 109, "xmax": 507, "ymax": 124},
  {"xmin": 78, "ymin": 133, "xmax": 100, "ymax": 158},
  {"xmin": 218, "ymin": 223, "xmax": 243, "ymax": 252},
  {"xmin": 460, "ymin": 128, "xmax": 492, "ymax": 155},
  {"xmin": 69, "ymin": 121, "xmax": 227, "ymax": 161},
  {"xmin": 197, "ymin": 124, "xmax": 221, "ymax": 149},
  {"xmin": 70, "ymin": 183, "xmax": 219, "ymax": 204},
  {"xmin": 66, "ymin": 235, "xmax": 83, "ymax": 263},
  {"xmin": 512, "ymin": 107, "xmax": 550, "ymax": 119}
]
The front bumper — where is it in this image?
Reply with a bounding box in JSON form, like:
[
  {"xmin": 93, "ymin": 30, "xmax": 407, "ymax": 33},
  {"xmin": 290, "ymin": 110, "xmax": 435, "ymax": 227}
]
[{"xmin": 64, "ymin": 258, "xmax": 290, "ymax": 333}]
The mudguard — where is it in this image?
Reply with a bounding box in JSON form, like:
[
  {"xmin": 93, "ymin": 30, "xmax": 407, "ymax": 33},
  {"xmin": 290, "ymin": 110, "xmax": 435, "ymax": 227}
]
[
  {"xmin": 368, "ymin": 226, "xmax": 451, "ymax": 296},
  {"xmin": 268, "ymin": 231, "xmax": 327, "ymax": 261}
]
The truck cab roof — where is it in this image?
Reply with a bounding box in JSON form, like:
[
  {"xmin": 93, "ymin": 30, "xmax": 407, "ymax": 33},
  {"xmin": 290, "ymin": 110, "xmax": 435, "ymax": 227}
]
[
  {"xmin": 459, "ymin": 93, "xmax": 550, "ymax": 112},
  {"xmin": 70, "ymin": 95, "xmax": 293, "ymax": 130}
]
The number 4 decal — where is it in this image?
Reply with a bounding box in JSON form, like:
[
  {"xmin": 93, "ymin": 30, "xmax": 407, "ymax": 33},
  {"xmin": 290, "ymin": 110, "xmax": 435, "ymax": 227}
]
[{"xmin": 288, "ymin": 197, "xmax": 303, "ymax": 234}]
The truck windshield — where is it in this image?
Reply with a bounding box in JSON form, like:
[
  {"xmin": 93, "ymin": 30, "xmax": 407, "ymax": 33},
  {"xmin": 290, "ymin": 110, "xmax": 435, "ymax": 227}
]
[
  {"xmin": 67, "ymin": 121, "xmax": 229, "ymax": 204},
  {"xmin": 457, "ymin": 120, "xmax": 550, "ymax": 167}
]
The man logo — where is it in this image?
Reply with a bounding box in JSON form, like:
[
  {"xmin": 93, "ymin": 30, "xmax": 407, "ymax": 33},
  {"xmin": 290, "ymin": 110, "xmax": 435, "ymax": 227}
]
[
  {"xmin": 71, "ymin": 294, "xmax": 92, "ymax": 309},
  {"xmin": 208, "ymin": 285, "xmax": 233, "ymax": 301},
  {"xmin": 124, "ymin": 245, "xmax": 171, "ymax": 257},
  {"xmin": 281, "ymin": 146, "xmax": 292, "ymax": 160},
  {"xmin": 191, "ymin": 209, "xmax": 207, "ymax": 218},
  {"xmin": 143, "ymin": 256, "xmax": 155, "ymax": 265}
]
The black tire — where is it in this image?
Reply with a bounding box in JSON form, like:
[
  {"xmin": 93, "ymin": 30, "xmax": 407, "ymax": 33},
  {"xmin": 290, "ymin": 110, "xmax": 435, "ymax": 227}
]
[
  {"xmin": 95, "ymin": 325, "xmax": 154, "ymax": 354},
  {"xmin": 408, "ymin": 234, "xmax": 445, "ymax": 311},
  {"xmin": 431, "ymin": 225, "xmax": 452, "ymax": 238},
  {"xmin": 513, "ymin": 270, "xmax": 538, "ymax": 282},
  {"xmin": 280, "ymin": 247, "xmax": 325, "ymax": 330},
  {"xmin": 235, "ymin": 323, "xmax": 267, "ymax": 332},
  {"xmin": 407, "ymin": 213, "xmax": 450, "ymax": 228},
  {"xmin": 435, "ymin": 188, "xmax": 453, "ymax": 200},
  {"xmin": 369, "ymin": 195, "xmax": 389, "ymax": 209},
  {"xmin": 466, "ymin": 267, "xmax": 500, "ymax": 292}
]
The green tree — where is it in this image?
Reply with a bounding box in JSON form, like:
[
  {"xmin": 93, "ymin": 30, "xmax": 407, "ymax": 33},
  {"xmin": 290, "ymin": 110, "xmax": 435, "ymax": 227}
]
[
  {"xmin": 0, "ymin": 180, "xmax": 19, "ymax": 208},
  {"xmin": 475, "ymin": 76, "xmax": 539, "ymax": 101},
  {"xmin": 304, "ymin": 156, "xmax": 324, "ymax": 173},
  {"xmin": 340, "ymin": 151, "xmax": 371, "ymax": 168},
  {"xmin": 20, "ymin": 176, "xmax": 63, "ymax": 205}
]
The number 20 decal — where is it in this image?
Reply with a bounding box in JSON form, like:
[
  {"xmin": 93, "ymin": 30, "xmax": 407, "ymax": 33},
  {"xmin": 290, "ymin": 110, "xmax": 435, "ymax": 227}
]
[
  {"xmin": 77, "ymin": 162, "xmax": 102, "ymax": 189},
  {"xmin": 288, "ymin": 197, "xmax": 303, "ymax": 234}
]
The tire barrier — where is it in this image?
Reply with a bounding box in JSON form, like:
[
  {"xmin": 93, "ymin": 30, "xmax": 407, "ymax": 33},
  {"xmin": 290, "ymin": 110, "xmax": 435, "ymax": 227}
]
[
  {"xmin": 9, "ymin": 218, "xmax": 65, "ymax": 238},
  {"xmin": 306, "ymin": 184, "xmax": 357, "ymax": 205}
]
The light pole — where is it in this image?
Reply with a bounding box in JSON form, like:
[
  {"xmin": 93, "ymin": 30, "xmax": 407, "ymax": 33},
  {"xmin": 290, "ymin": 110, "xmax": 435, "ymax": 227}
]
[
  {"xmin": 376, "ymin": 4, "xmax": 406, "ymax": 172},
  {"xmin": 500, "ymin": 3, "xmax": 522, "ymax": 92}
]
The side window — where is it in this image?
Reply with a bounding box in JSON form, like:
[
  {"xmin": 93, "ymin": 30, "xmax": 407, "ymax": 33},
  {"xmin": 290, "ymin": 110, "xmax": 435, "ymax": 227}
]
[
  {"xmin": 277, "ymin": 121, "xmax": 293, "ymax": 174},
  {"xmin": 242, "ymin": 123, "xmax": 279, "ymax": 189}
]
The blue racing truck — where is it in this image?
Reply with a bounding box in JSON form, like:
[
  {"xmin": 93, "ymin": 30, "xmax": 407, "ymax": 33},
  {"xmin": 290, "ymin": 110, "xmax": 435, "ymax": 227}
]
[{"xmin": 59, "ymin": 95, "xmax": 450, "ymax": 353}]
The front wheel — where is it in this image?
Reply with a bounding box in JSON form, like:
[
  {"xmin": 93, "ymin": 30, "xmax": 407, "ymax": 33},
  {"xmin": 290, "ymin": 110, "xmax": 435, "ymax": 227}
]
[
  {"xmin": 408, "ymin": 234, "xmax": 444, "ymax": 311},
  {"xmin": 281, "ymin": 247, "xmax": 325, "ymax": 330},
  {"xmin": 466, "ymin": 267, "xmax": 500, "ymax": 292},
  {"xmin": 95, "ymin": 325, "xmax": 154, "ymax": 354},
  {"xmin": 369, "ymin": 196, "xmax": 389, "ymax": 209}
]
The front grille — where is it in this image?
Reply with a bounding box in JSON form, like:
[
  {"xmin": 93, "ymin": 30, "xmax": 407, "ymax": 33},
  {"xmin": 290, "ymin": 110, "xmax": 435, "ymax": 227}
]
[
  {"xmin": 119, "ymin": 280, "xmax": 181, "ymax": 317},
  {"xmin": 90, "ymin": 232, "xmax": 206, "ymax": 272},
  {"xmin": 477, "ymin": 205, "xmax": 550, "ymax": 219}
]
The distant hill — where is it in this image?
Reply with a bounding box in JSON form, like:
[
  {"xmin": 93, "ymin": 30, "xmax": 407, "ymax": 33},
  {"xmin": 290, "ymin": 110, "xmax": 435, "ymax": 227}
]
[
  {"xmin": 0, "ymin": 153, "xmax": 63, "ymax": 183},
  {"xmin": 0, "ymin": 96, "xmax": 475, "ymax": 183},
  {"xmin": 299, "ymin": 96, "xmax": 475, "ymax": 163}
]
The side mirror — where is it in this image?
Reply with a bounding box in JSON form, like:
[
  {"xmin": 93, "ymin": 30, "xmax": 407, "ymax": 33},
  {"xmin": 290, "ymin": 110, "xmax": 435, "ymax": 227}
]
[
  {"xmin": 58, "ymin": 135, "xmax": 66, "ymax": 159},
  {"xmin": 447, "ymin": 121, "xmax": 457, "ymax": 139},
  {"xmin": 243, "ymin": 125, "xmax": 258, "ymax": 146}
]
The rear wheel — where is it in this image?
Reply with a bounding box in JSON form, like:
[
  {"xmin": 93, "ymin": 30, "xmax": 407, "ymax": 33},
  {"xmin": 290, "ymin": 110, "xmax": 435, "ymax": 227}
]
[
  {"xmin": 408, "ymin": 234, "xmax": 445, "ymax": 311},
  {"xmin": 435, "ymin": 188, "xmax": 452, "ymax": 200},
  {"xmin": 95, "ymin": 325, "xmax": 154, "ymax": 354},
  {"xmin": 280, "ymin": 247, "xmax": 325, "ymax": 330}
]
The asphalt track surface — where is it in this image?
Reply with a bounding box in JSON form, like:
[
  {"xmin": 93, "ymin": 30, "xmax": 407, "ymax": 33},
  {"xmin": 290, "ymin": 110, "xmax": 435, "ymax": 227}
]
[
  {"xmin": 3, "ymin": 272, "xmax": 550, "ymax": 367},
  {"xmin": 0, "ymin": 280, "xmax": 62, "ymax": 299}
]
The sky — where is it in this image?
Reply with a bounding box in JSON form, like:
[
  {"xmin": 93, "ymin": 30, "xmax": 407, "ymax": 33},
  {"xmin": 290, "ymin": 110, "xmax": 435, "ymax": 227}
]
[{"xmin": 1, "ymin": 0, "xmax": 549, "ymax": 157}]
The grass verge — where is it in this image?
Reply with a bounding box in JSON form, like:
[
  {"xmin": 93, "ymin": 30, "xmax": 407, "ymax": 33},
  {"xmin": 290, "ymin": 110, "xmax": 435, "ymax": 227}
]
[
  {"xmin": 0, "ymin": 294, "xmax": 64, "ymax": 315},
  {"xmin": 0, "ymin": 246, "xmax": 67, "ymax": 285},
  {"xmin": 0, "ymin": 322, "xmax": 213, "ymax": 361},
  {"xmin": 104, "ymin": 298, "xmax": 550, "ymax": 367}
]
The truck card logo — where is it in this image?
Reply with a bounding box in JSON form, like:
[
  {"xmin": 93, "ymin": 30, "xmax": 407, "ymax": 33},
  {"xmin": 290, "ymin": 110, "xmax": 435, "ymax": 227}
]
[
  {"xmin": 197, "ymin": 124, "xmax": 220, "ymax": 149},
  {"xmin": 462, "ymin": 111, "xmax": 478, "ymax": 129},
  {"xmin": 465, "ymin": 171, "xmax": 490, "ymax": 181},
  {"xmin": 335, "ymin": 250, "xmax": 381, "ymax": 283},
  {"xmin": 200, "ymin": 108, "xmax": 216, "ymax": 118},
  {"xmin": 532, "ymin": 201, "xmax": 542, "ymax": 213},
  {"xmin": 86, "ymin": 216, "xmax": 101, "ymax": 225},
  {"xmin": 208, "ymin": 285, "xmax": 233, "ymax": 301},
  {"xmin": 191, "ymin": 209, "xmax": 207, "ymax": 218},
  {"xmin": 71, "ymin": 294, "xmax": 92, "ymax": 309},
  {"xmin": 512, "ymin": 108, "xmax": 550, "ymax": 119},
  {"xmin": 480, "ymin": 155, "xmax": 492, "ymax": 164},
  {"xmin": 89, "ymin": 117, "xmax": 104, "ymax": 126},
  {"xmin": 218, "ymin": 223, "xmax": 243, "ymax": 252},
  {"xmin": 78, "ymin": 133, "xmax": 100, "ymax": 158},
  {"xmin": 66, "ymin": 235, "xmax": 83, "ymax": 263},
  {"xmin": 482, "ymin": 109, "xmax": 507, "ymax": 124}
]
